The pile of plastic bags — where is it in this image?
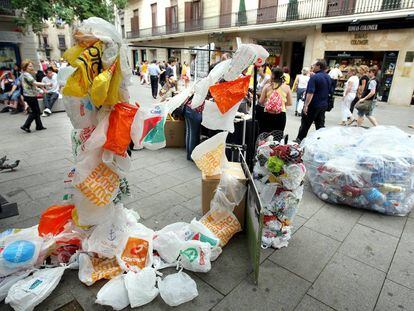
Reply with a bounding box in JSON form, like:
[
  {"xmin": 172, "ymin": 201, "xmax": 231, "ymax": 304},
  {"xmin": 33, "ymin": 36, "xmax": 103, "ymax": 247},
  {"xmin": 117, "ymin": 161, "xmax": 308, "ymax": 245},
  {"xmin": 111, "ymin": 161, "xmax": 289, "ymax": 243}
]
[
  {"xmin": 253, "ymin": 133, "xmax": 306, "ymax": 249},
  {"xmin": 302, "ymin": 126, "xmax": 414, "ymax": 216}
]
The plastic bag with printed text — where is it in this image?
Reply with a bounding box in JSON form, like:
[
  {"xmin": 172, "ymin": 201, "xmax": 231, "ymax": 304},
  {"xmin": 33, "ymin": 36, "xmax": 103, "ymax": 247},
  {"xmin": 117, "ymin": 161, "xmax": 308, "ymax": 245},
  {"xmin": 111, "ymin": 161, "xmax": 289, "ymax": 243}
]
[
  {"xmin": 302, "ymin": 126, "xmax": 414, "ymax": 216},
  {"xmin": 5, "ymin": 266, "xmax": 67, "ymax": 311},
  {"xmin": 78, "ymin": 253, "xmax": 123, "ymax": 286},
  {"xmin": 191, "ymin": 132, "xmax": 229, "ymax": 177},
  {"xmin": 63, "ymin": 96, "xmax": 98, "ymax": 129}
]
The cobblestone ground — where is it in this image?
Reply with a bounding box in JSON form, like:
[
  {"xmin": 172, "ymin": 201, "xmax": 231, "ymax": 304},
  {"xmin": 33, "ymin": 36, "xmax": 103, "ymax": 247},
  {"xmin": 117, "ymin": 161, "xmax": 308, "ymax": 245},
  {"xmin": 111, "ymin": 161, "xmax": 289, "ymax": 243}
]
[{"xmin": 0, "ymin": 80, "xmax": 413, "ymax": 310}]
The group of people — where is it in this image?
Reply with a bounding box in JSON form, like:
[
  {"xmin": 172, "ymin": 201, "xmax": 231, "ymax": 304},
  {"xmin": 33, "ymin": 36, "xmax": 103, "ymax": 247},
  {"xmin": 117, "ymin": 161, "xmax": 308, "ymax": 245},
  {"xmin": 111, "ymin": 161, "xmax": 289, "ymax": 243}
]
[
  {"xmin": 136, "ymin": 58, "xmax": 191, "ymax": 99},
  {"xmin": 0, "ymin": 59, "xmax": 61, "ymax": 133}
]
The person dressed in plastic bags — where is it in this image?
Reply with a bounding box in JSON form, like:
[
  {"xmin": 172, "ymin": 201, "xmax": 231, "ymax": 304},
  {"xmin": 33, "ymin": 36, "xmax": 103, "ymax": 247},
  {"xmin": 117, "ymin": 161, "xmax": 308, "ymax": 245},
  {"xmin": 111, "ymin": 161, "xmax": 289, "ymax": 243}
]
[
  {"xmin": 257, "ymin": 67, "xmax": 292, "ymax": 134},
  {"xmin": 184, "ymin": 95, "xmax": 204, "ymax": 161}
]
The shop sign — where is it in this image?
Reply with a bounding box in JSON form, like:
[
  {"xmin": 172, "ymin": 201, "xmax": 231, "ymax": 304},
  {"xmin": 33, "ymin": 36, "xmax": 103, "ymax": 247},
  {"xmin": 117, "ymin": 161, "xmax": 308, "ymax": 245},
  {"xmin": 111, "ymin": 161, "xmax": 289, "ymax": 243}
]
[
  {"xmin": 257, "ymin": 40, "xmax": 282, "ymax": 55},
  {"xmin": 351, "ymin": 33, "xmax": 368, "ymax": 45},
  {"xmin": 348, "ymin": 24, "xmax": 378, "ymax": 32},
  {"xmin": 0, "ymin": 31, "xmax": 23, "ymax": 43}
]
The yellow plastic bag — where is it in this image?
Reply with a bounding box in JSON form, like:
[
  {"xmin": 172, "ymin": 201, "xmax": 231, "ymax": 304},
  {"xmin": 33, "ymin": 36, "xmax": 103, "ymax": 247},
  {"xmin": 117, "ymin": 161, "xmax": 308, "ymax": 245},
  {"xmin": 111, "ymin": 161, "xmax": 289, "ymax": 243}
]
[
  {"xmin": 63, "ymin": 41, "xmax": 103, "ymax": 98},
  {"xmin": 90, "ymin": 61, "xmax": 117, "ymax": 107}
]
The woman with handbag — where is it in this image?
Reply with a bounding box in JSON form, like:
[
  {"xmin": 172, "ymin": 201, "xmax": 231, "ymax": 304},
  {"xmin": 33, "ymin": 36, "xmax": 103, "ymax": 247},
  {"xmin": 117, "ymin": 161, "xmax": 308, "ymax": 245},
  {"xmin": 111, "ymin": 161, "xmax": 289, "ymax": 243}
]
[
  {"xmin": 356, "ymin": 67, "xmax": 379, "ymax": 127},
  {"xmin": 258, "ymin": 67, "xmax": 292, "ymax": 134}
]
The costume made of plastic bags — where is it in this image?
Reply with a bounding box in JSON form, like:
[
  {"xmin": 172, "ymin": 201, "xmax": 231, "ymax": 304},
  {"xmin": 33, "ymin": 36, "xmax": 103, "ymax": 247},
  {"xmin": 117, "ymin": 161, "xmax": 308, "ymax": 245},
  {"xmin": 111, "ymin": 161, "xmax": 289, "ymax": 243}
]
[
  {"xmin": 302, "ymin": 126, "xmax": 414, "ymax": 216},
  {"xmin": 253, "ymin": 132, "xmax": 305, "ymax": 249}
]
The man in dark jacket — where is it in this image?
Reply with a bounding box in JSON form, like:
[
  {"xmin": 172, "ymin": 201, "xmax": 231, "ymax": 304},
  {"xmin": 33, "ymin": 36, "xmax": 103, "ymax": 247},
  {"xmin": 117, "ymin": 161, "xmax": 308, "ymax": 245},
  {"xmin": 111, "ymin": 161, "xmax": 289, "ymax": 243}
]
[{"xmin": 295, "ymin": 59, "xmax": 332, "ymax": 143}]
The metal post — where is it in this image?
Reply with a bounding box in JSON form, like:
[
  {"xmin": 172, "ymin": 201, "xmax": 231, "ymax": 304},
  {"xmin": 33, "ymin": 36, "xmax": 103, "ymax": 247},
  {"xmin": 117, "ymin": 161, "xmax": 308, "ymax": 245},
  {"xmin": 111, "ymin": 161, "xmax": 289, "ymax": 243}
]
[
  {"xmin": 249, "ymin": 65, "xmax": 258, "ymax": 169},
  {"xmin": 208, "ymin": 43, "xmax": 211, "ymax": 69}
]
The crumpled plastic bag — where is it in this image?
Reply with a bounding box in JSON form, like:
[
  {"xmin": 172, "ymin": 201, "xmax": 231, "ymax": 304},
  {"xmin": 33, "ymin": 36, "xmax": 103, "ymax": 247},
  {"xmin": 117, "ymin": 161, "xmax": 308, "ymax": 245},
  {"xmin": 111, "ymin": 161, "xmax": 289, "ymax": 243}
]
[
  {"xmin": 5, "ymin": 266, "xmax": 66, "ymax": 311},
  {"xmin": 116, "ymin": 224, "xmax": 154, "ymax": 272},
  {"xmin": 0, "ymin": 270, "xmax": 32, "ymax": 301},
  {"xmin": 103, "ymin": 102, "xmax": 138, "ymax": 156},
  {"xmin": 209, "ymin": 75, "xmax": 250, "ymax": 114},
  {"xmin": 224, "ymin": 44, "xmax": 269, "ymax": 81},
  {"xmin": 95, "ymin": 274, "xmax": 129, "ymax": 310},
  {"xmin": 90, "ymin": 59, "xmax": 121, "ymax": 107},
  {"xmin": 158, "ymin": 271, "xmax": 198, "ymax": 307},
  {"xmin": 72, "ymin": 191, "xmax": 116, "ymax": 226},
  {"xmin": 63, "ymin": 96, "xmax": 98, "ymax": 129},
  {"xmin": 78, "ymin": 253, "xmax": 123, "ymax": 286},
  {"xmin": 0, "ymin": 230, "xmax": 43, "ymax": 277},
  {"xmin": 38, "ymin": 204, "xmax": 75, "ymax": 236},
  {"xmin": 191, "ymin": 132, "xmax": 229, "ymax": 176},
  {"xmin": 178, "ymin": 240, "xmax": 212, "ymax": 273},
  {"xmin": 201, "ymin": 99, "xmax": 240, "ymax": 133},
  {"xmin": 124, "ymin": 268, "xmax": 158, "ymax": 308}
]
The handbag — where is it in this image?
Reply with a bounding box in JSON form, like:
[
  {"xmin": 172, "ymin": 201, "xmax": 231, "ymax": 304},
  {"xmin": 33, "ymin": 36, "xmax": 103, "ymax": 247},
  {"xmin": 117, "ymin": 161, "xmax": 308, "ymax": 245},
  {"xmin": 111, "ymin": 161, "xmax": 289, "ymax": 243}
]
[{"xmin": 355, "ymin": 99, "xmax": 373, "ymax": 112}]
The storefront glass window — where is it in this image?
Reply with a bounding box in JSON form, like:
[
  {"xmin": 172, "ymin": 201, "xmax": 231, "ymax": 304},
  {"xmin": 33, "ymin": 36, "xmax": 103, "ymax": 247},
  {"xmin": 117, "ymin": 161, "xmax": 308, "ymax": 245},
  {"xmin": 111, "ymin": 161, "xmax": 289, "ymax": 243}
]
[{"xmin": 0, "ymin": 43, "xmax": 19, "ymax": 70}]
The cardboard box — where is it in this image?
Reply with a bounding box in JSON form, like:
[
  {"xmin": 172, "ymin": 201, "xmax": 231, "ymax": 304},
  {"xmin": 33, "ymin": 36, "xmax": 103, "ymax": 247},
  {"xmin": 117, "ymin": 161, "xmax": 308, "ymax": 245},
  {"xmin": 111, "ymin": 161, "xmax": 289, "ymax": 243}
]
[
  {"xmin": 202, "ymin": 162, "xmax": 247, "ymax": 228},
  {"xmin": 165, "ymin": 115, "xmax": 185, "ymax": 148}
]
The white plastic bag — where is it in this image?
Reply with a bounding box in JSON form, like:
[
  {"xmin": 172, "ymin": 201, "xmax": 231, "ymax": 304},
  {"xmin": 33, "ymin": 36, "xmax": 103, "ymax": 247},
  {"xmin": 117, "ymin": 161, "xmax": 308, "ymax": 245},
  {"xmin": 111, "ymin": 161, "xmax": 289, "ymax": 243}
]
[
  {"xmin": 224, "ymin": 44, "xmax": 269, "ymax": 81},
  {"xmin": 73, "ymin": 191, "xmax": 116, "ymax": 227},
  {"xmin": 86, "ymin": 206, "xmax": 135, "ymax": 258},
  {"xmin": 153, "ymin": 231, "xmax": 183, "ymax": 264},
  {"xmin": 201, "ymin": 99, "xmax": 240, "ymax": 133},
  {"xmin": 191, "ymin": 76, "xmax": 212, "ymax": 109},
  {"xmin": 158, "ymin": 271, "xmax": 198, "ymax": 307},
  {"xmin": 191, "ymin": 132, "xmax": 229, "ymax": 176},
  {"xmin": 297, "ymin": 99, "xmax": 304, "ymax": 114},
  {"xmin": 124, "ymin": 268, "xmax": 158, "ymax": 308},
  {"xmin": 5, "ymin": 266, "xmax": 66, "ymax": 311},
  {"xmin": 0, "ymin": 231, "xmax": 43, "ymax": 277},
  {"xmin": 95, "ymin": 274, "xmax": 129, "ymax": 311},
  {"xmin": 63, "ymin": 96, "xmax": 98, "ymax": 129},
  {"xmin": 0, "ymin": 270, "xmax": 32, "ymax": 301},
  {"xmin": 178, "ymin": 240, "xmax": 212, "ymax": 273},
  {"xmin": 116, "ymin": 224, "xmax": 154, "ymax": 272}
]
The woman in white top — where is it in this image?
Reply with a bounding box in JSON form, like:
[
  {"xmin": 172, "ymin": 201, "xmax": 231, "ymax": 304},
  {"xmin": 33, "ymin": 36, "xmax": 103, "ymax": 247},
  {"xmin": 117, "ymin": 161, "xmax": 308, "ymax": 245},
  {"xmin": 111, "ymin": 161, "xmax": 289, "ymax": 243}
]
[
  {"xmin": 292, "ymin": 67, "xmax": 310, "ymax": 116},
  {"xmin": 257, "ymin": 65, "xmax": 271, "ymax": 96},
  {"xmin": 340, "ymin": 67, "xmax": 359, "ymax": 125}
]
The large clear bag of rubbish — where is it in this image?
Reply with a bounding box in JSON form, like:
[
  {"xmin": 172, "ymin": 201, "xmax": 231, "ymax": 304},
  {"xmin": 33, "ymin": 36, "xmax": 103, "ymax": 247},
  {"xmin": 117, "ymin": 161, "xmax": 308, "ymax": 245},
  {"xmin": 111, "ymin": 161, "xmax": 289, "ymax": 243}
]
[{"xmin": 302, "ymin": 126, "xmax": 414, "ymax": 216}]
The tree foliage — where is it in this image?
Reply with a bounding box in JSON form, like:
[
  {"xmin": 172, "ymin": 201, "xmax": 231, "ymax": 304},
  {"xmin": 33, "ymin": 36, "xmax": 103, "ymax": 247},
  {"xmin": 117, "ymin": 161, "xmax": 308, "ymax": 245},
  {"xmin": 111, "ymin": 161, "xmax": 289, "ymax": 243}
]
[{"xmin": 11, "ymin": 0, "xmax": 127, "ymax": 32}]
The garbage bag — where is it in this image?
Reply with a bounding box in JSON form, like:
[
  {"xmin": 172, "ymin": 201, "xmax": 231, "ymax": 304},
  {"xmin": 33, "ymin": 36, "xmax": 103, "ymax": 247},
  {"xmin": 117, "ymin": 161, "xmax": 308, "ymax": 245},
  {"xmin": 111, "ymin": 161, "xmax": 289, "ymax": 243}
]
[
  {"xmin": 38, "ymin": 204, "xmax": 75, "ymax": 236},
  {"xmin": 95, "ymin": 274, "xmax": 129, "ymax": 310},
  {"xmin": 178, "ymin": 240, "xmax": 212, "ymax": 273},
  {"xmin": 124, "ymin": 268, "xmax": 158, "ymax": 308},
  {"xmin": 302, "ymin": 126, "xmax": 414, "ymax": 216},
  {"xmin": 78, "ymin": 253, "xmax": 123, "ymax": 286},
  {"xmin": 209, "ymin": 75, "xmax": 250, "ymax": 114},
  {"xmin": 191, "ymin": 132, "xmax": 229, "ymax": 176},
  {"xmin": 158, "ymin": 271, "xmax": 198, "ymax": 307},
  {"xmin": 201, "ymin": 99, "xmax": 240, "ymax": 133},
  {"xmin": 0, "ymin": 231, "xmax": 43, "ymax": 277},
  {"xmin": 103, "ymin": 102, "xmax": 138, "ymax": 156},
  {"xmin": 5, "ymin": 266, "xmax": 66, "ymax": 311},
  {"xmin": 116, "ymin": 224, "xmax": 154, "ymax": 272},
  {"xmin": 0, "ymin": 270, "xmax": 32, "ymax": 301}
]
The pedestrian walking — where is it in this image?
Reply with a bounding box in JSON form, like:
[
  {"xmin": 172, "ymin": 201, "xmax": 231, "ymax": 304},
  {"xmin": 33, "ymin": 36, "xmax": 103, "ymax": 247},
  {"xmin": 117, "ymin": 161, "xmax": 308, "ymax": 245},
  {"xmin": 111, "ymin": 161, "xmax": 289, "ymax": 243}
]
[
  {"xmin": 258, "ymin": 67, "xmax": 292, "ymax": 134},
  {"xmin": 159, "ymin": 61, "xmax": 166, "ymax": 87},
  {"xmin": 356, "ymin": 67, "xmax": 379, "ymax": 127},
  {"xmin": 41, "ymin": 67, "xmax": 59, "ymax": 116},
  {"xmin": 350, "ymin": 65, "xmax": 369, "ymax": 114},
  {"xmin": 148, "ymin": 60, "xmax": 162, "ymax": 99},
  {"xmin": 20, "ymin": 60, "xmax": 51, "ymax": 133},
  {"xmin": 292, "ymin": 67, "xmax": 310, "ymax": 116},
  {"xmin": 295, "ymin": 59, "xmax": 332, "ymax": 143},
  {"xmin": 328, "ymin": 63, "xmax": 343, "ymax": 94},
  {"xmin": 339, "ymin": 67, "xmax": 358, "ymax": 125},
  {"xmin": 181, "ymin": 61, "xmax": 191, "ymax": 88},
  {"xmin": 140, "ymin": 60, "xmax": 149, "ymax": 85},
  {"xmin": 283, "ymin": 66, "xmax": 291, "ymax": 87}
]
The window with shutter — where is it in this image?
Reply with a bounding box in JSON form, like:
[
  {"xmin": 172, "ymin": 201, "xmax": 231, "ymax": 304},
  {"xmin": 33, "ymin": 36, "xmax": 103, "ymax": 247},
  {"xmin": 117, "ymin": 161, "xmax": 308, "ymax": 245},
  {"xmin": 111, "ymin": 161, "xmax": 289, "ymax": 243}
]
[
  {"xmin": 257, "ymin": 0, "xmax": 277, "ymax": 24},
  {"xmin": 220, "ymin": 0, "xmax": 232, "ymax": 28}
]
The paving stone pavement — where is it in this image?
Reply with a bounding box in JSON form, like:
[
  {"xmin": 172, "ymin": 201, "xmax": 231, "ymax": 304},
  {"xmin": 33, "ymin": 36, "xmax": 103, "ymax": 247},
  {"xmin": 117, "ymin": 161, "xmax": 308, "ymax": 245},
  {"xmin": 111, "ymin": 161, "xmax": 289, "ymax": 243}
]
[{"xmin": 1, "ymin": 81, "xmax": 414, "ymax": 310}]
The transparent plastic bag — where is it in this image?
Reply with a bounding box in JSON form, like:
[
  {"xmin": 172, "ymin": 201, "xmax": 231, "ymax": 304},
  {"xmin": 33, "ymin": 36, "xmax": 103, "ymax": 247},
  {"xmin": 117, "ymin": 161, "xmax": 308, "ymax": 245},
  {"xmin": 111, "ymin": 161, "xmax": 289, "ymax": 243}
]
[
  {"xmin": 302, "ymin": 126, "xmax": 414, "ymax": 216},
  {"xmin": 95, "ymin": 274, "xmax": 129, "ymax": 310},
  {"xmin": 158, "ymin": 271, "xmax": 198, "ymax": 307},
  {"xmin": 201, "ymin": 99, "xmax": 240, "ymax": 133}
]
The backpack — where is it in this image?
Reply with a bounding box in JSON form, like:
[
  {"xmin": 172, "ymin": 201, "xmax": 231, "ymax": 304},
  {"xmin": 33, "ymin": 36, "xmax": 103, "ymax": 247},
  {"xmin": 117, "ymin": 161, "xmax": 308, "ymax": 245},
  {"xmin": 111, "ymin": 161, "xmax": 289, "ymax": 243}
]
[{"xmin": 264, "ymin": 84, "xmax": 283, "ymax": 114}]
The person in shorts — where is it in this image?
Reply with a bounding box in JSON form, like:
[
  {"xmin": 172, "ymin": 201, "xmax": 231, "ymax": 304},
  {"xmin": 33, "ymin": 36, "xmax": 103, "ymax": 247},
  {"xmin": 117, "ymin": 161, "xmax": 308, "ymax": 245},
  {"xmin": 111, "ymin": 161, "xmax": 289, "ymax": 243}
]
[{"xmin": 356, "ymin": 67, "xmax": 379, "ymax": 127}]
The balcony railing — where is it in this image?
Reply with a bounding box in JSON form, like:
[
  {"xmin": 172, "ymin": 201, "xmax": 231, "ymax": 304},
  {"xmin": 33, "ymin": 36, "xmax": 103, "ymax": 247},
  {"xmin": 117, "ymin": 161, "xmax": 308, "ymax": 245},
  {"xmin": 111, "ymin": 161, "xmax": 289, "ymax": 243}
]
[
  {"xmin": 126, "ymin": 0, "xmax": 414, "ymax": 39},
  {"xmin": 0, "ymin": 0, "xmax": 15, "ymax": 16}
]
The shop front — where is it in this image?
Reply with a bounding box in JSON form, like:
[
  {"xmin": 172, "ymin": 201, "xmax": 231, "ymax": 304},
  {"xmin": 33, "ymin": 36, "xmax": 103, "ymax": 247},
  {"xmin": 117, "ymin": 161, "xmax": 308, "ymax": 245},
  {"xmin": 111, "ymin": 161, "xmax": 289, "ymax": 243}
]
[
  {"xmin": 325, "ymin": 50, "xmax": 398, "ymax": 102},
  {"xmin": 312, "ymin": 17, "xmax": 414, "ymax": 105}
]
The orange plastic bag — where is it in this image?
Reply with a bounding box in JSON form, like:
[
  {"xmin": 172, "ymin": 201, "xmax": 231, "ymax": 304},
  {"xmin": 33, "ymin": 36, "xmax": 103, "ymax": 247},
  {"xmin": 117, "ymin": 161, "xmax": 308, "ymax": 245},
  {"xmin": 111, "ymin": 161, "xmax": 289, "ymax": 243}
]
[
  {"xmin": 38, "ymin": 204, "xmax": 75, "ymax": 236},
  {"xmin": 103, "ymin": 102, "xmax": 138, "ymax": 156},
  {"xmin": 209, "ymin": 75, "xmax": 251, "ymax": 114}
]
